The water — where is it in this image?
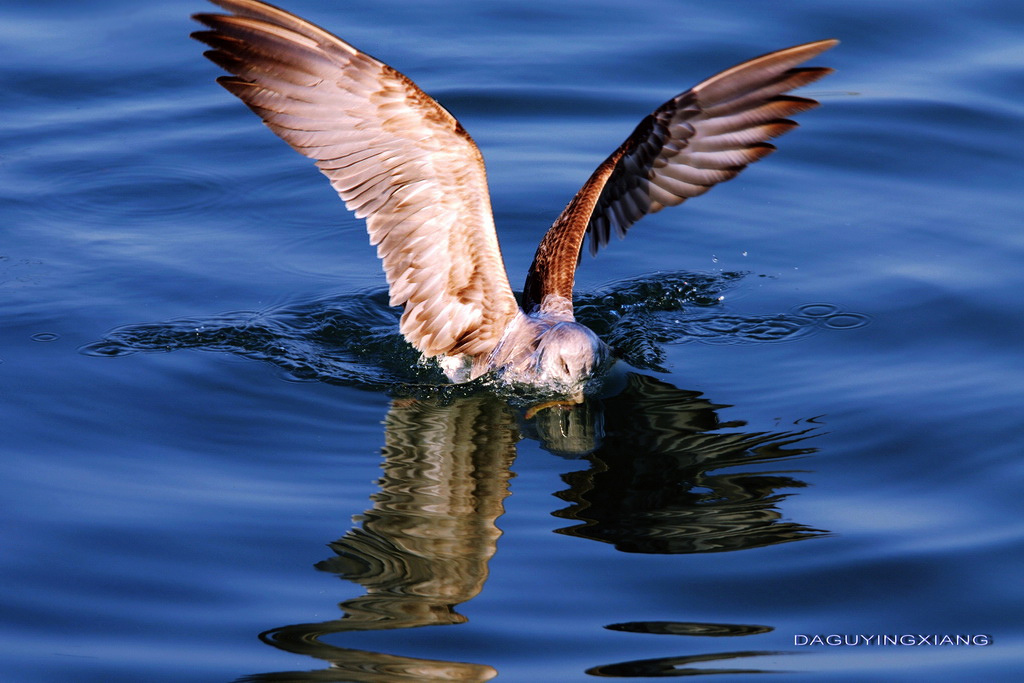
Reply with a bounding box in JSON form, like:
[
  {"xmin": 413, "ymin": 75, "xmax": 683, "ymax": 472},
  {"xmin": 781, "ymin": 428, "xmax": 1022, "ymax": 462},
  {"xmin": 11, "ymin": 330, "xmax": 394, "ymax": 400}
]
[{"xmin": 3, "ymin": 0, "xmax": 1023, "ymax": 680}]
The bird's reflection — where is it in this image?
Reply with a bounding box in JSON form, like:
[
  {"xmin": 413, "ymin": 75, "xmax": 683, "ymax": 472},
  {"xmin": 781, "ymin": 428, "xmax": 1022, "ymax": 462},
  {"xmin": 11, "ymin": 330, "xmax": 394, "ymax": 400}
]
[
  {"xmin": 540, "ymin": 373, "xmax": 824, "ymax": 554},
  {"xmin": 248, "ymin": 396, "xmax": 517, "ymax": 682},
  {"xmin": 242, "ymin": 373, "xmax": 826, "ymax": 681},
  {"xmin": 314, "ymin": 397, "xmax": 517, "ymax": 632}
]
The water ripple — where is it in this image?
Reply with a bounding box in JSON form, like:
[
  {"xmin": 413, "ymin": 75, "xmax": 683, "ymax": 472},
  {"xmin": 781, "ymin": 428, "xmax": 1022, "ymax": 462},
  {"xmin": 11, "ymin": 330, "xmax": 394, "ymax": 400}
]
[
  {"xmin": 234, "ymin": 167, "xmax": 346, "ymax": 230},
  {"xmin": 37, "ymin": 163, "xmax": 232, "ymax": 226},
  {"xmin": 82, "ymin": 272, "xmax": 869, "ymax": 387},
  {"xmin": 646, "ymin": 302, "xmax": 871, "ymax": 351},
  {"xmin": 578, "ymin": 273, "xmax": 870, "ymax": 371},
  {"xmin": 672, "ymin": 314, "xmax": 817, "ymax": 344},
  {"xmin": 81, "ymin": 289, "xmax": 448, "ymax": 393}
]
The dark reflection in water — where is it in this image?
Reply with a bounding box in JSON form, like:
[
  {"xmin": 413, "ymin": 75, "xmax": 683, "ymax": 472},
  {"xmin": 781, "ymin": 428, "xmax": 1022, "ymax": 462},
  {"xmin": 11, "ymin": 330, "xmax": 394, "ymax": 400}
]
[
  {"xmin": 592, "ymin": 622, "xmax": 789, "ymax": 677},
  {"xmin": 606, "ymin": 621, "xmax": 773, "ymax": 637},
  {"xmin": 585, "ymin": 649, "xmax": 793, "ymax": 677},
  {"xmin": 542, "ymin": 373, "xmax": 825, "ymax": 554},
  {"xmin": 240, "ymin": 376, "xmax": 825, "ymax": 681}
]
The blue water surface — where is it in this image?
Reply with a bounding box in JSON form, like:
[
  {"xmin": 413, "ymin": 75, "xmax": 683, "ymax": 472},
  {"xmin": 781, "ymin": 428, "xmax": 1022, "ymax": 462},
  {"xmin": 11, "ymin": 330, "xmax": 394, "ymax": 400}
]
[{"xmin": 3, "ymin": 0, "xmax": 1023, "ymax": 680}]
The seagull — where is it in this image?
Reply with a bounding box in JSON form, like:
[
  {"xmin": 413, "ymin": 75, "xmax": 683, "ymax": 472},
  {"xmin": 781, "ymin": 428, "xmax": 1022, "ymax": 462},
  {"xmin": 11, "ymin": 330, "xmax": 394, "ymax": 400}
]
[{"xmin": 191, "ymin": 0, "xmax": 836, "ymax": 394}]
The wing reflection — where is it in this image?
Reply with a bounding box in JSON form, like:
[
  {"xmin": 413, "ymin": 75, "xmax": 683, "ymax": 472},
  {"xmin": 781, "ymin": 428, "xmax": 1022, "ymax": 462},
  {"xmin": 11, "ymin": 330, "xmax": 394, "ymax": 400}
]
[
  {"xmin": 249, "ymin": 396, "xmax": 517, "ymax": 682},
  {"xmin": 244, "ymin": 373, "xmax": 825, "ymax": 680},
  {"xmin": 315, "ymin": 397, "xmax": 517, "ymax": 631},
  {"xmin": 538, "ymin": 373, "xmax": 827, "ymax": 553}
]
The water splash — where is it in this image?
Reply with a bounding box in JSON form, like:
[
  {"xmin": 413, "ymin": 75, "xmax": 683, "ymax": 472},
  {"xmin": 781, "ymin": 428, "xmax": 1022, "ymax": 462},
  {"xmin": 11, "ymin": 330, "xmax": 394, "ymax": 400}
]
[
  {"xmin": 81, "ymin": 289, "xmax": 455, "ymax": 393},
  {"xmin": 82, "ymin": 272, "xmax": 870, "ymax": 388},
  {"xmin": 576, "ymin": 273, "xmax": 870, "ymax": 371}
]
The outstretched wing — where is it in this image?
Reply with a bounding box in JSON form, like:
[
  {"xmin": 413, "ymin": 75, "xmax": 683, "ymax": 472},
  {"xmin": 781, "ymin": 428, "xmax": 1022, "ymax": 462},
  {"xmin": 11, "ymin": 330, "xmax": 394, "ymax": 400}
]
[
  {"xmin": 522, "ymin": 39, "xmax": 837, "ymax": 312},
  {"xmin": 192, "ymin": 0, "xmax": 520, "ymax": 358}
]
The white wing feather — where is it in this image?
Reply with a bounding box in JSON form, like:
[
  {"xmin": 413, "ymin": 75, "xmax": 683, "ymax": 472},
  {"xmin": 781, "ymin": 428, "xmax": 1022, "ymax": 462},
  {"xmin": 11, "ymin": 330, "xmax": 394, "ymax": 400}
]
[{"xmin": 193, "ymin": 0, "xmax": 520, "ymax": 358}]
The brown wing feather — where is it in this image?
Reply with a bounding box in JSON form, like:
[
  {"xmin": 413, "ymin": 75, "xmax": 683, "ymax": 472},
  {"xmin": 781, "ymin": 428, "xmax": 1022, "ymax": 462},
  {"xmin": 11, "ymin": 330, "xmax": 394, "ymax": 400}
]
[
  {"xmin": 192, "ymin": 0, "xmax": 520, "ymax": 359},
  {"xmin": 522, "ymin": 39, "xmax": 838, "ymax": 312}
]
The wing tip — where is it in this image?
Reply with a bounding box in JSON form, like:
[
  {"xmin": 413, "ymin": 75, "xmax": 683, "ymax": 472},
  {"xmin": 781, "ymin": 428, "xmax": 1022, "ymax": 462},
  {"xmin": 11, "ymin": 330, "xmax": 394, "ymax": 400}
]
[
  {"xmin": 781, "ymin": 38, "xmax": 840, "ymax": 61},
  {"xmin": 802, "ymin": 37, "xmax": 840, "ymax": 51}
]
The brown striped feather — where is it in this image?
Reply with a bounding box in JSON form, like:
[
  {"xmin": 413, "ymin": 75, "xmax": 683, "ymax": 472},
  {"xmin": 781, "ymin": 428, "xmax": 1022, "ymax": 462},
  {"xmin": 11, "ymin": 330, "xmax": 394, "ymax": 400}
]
[{"xmin": 522, "ymin": 39, "xmax": 837, "ymax": 312}]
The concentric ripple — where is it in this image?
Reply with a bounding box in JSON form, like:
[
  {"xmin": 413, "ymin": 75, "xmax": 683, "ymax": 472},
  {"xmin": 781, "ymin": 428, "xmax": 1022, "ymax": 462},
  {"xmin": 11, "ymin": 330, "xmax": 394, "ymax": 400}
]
[
  {"xmin": 793, "ymin": 302, "xmax": 873, "ymax": 330},
  {"xmin": 36, "ymin": 163, "xmax": 232, "ymax": 227}
]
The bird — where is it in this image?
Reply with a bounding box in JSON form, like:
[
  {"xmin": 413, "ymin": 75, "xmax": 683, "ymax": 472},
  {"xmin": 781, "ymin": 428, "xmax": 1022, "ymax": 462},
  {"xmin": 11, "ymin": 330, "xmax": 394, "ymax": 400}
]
[{"xmin": 191, "ymin": 0, "xmax": 837, "ymax": 396}]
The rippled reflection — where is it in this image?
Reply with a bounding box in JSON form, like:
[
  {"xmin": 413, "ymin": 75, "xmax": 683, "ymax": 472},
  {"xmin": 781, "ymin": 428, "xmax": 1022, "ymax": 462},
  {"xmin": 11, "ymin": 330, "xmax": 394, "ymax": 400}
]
[
  {"xmin": 242, "ymin": 374, "xmax": 825, "ymax": 680},
  {"xmin": 585, "ymin": 649, "xmax": 793, "ymax": 677},
  {"xmin": 246, "ymin": 395, "xmax": 516, "ymax": 681},
  {"xmin": 82, "ymin": 269, "xmax": 842, "ymax": 678},
  {"xmin": 539, "ymin": 373, "xmax": 826, "ymax": 554},
  {"xmin": 83, "ymin": 262, "xmax": 841, "ymax": 679},
  {"xmin": 606, "ymin": 621, "xmax": 773, "ymax": 637},
  {"xmin": 310, "ymin": 396, "xmax": 516, "ymax": 633},
  {"xmin": 592, "ymin": 621, "xmax": 794, "ymax": 677}
]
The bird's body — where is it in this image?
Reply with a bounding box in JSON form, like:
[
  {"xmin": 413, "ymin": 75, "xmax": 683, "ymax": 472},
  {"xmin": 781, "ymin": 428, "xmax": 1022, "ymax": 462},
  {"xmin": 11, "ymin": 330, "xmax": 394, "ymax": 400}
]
[
  {"xmin": 476, "ymin": 306, "xmax": 609, "ymax": 388},
  {"xmin": 192, "ymin": 0, "xmax": 836, "ymax": 394}
]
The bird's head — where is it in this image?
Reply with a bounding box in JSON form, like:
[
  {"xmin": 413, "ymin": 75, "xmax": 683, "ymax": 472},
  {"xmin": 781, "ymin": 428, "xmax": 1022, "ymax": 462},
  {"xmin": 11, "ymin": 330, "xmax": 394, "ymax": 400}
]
[{"xmin": 530, "ymin": 321, "xmax": 609, "ymax": 387}]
